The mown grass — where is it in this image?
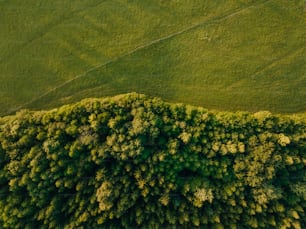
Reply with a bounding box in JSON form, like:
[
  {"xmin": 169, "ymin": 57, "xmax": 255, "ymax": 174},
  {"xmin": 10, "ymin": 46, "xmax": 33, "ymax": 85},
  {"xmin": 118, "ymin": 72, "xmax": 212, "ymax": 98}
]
[{"xmin": 0, "ymin": 0, "xmax": 305, "ymax": 115}]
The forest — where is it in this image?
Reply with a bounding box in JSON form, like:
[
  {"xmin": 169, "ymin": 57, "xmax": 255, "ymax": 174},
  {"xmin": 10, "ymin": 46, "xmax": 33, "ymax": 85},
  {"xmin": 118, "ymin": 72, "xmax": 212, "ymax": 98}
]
[{"xmin": 0, "ymin": 93, "xmax": 305, "ymax": 228}]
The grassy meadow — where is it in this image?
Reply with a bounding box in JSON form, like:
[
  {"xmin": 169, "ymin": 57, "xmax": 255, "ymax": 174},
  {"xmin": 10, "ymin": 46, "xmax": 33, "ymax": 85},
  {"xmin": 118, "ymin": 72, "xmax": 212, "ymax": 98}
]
[{"xmin": 0, "ymin": 0, "xmax": 306, "ymax": 115}]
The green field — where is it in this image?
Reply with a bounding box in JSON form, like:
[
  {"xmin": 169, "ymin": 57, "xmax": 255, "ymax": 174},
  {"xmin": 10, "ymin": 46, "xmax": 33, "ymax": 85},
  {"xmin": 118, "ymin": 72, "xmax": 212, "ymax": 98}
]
[{"xmin": 1, "ymin": 0, "xmax": 306, "ymax": 116}]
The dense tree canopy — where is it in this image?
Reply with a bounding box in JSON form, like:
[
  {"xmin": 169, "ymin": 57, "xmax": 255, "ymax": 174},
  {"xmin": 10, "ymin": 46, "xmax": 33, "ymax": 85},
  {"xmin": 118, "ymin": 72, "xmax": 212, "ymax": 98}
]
[{"xmin": 0, "ymin": 93, "xmax": 305, "ymax": 228}]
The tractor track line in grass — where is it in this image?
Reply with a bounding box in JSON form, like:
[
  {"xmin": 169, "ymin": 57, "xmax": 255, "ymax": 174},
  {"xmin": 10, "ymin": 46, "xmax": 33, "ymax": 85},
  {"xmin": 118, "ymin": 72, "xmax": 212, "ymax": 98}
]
[
  {"xmin": 4, "ymin": 0, "xmax": 271, "ymax": 116},
  {"xmin": 0, "ymin": 0, "xmax": 107, "ymax": 64},
  {"xmin": 249, "ymin": 44, "xmax": 306, "ymax": 80},
  {"xmin": 223, "ymin": 44, "xmax": 306, "ymax": 91}
]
